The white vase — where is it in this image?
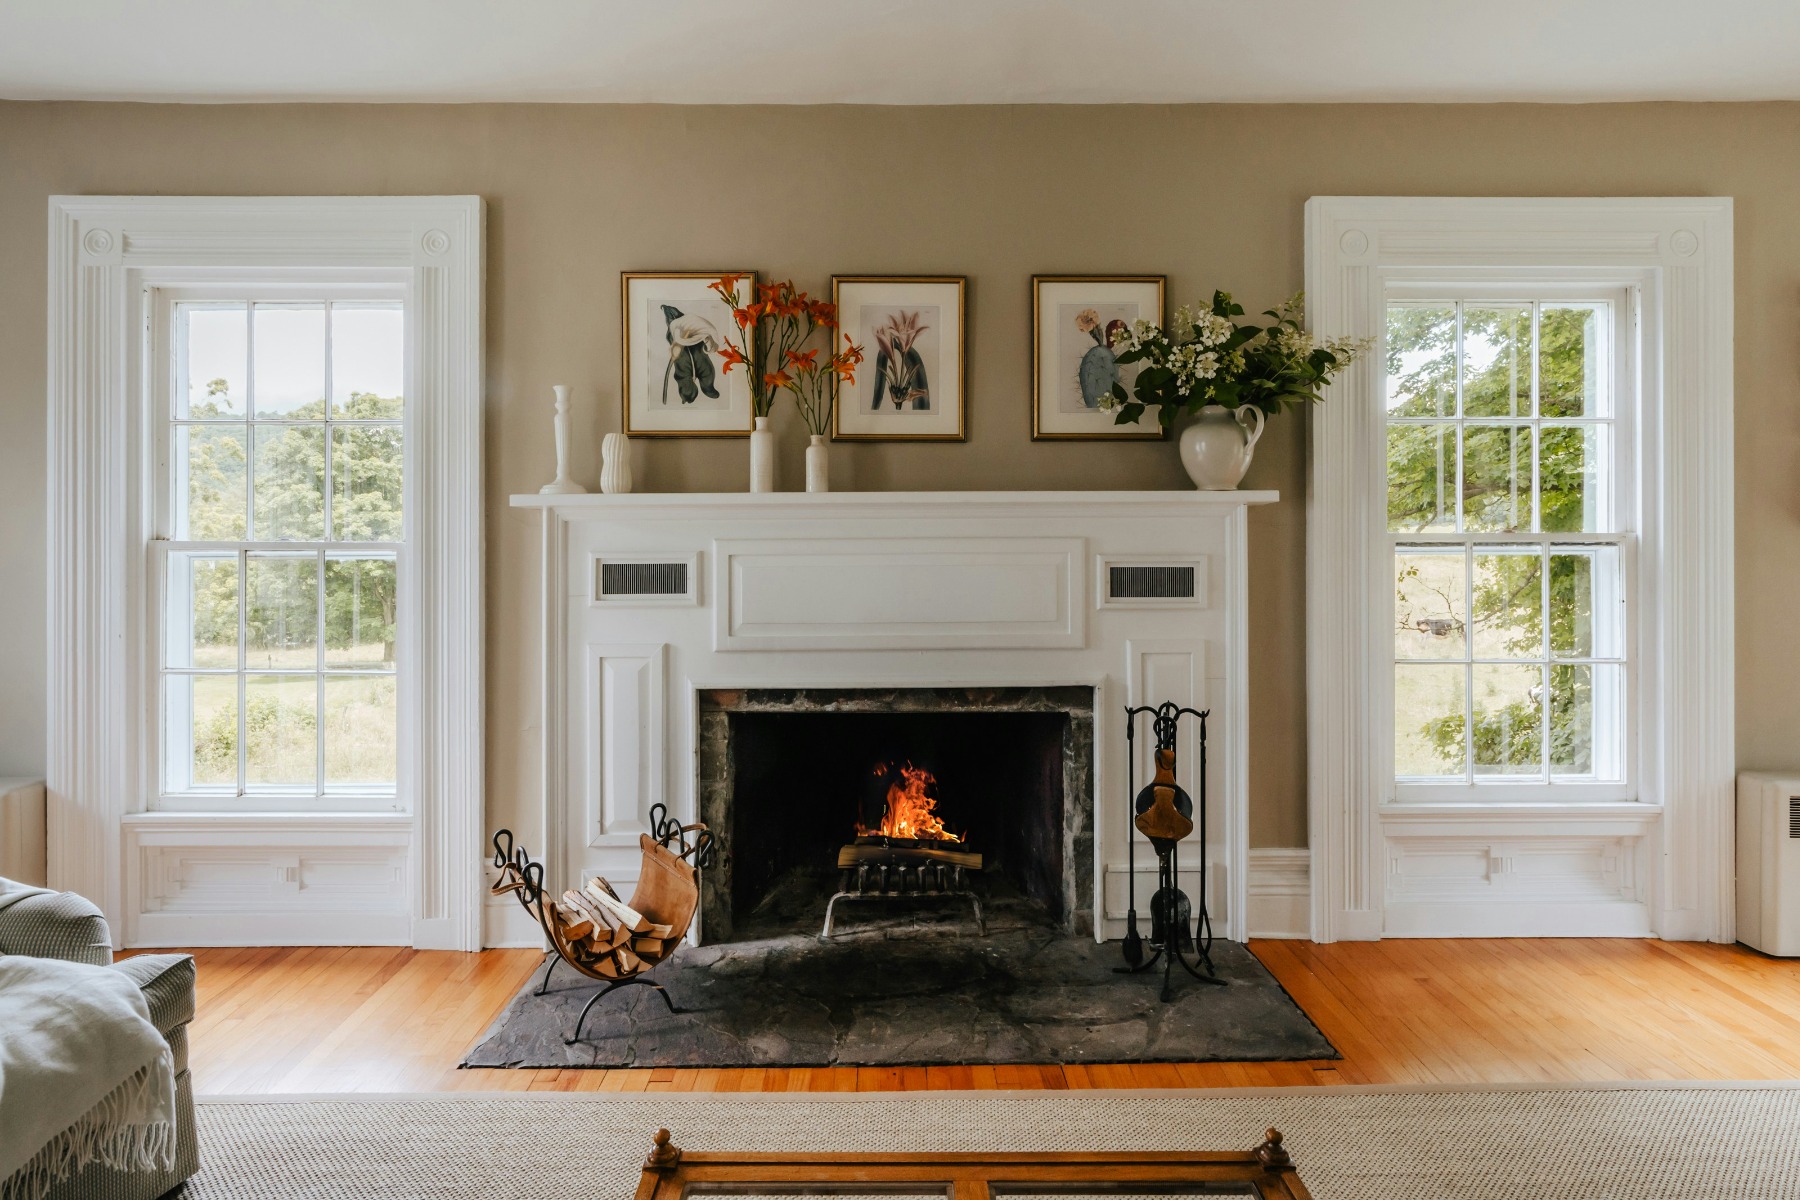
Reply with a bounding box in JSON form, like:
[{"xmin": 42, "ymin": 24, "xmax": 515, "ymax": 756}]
[
  {"xmin": 748, "ymin": 416, "xmax": 775, "ymax": 493},
  {"xmin": 804, "ymin": 435, "xmax": 829, "ymax": 493},
  {"xmin": 599, "ymin": 432, "xmax": 633, "ymax": 494},
  {"xmin": 1178, "ymin": 404, "xmax": 1266, "ymax": 490}
]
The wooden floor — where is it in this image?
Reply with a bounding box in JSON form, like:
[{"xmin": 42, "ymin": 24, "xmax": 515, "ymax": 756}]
[{"xmin": 139, "ymin": 938, "xmax": 1800, "ymax": 1095}]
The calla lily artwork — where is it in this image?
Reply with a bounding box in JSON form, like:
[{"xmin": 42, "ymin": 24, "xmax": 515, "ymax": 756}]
[{"xmin": 621, "ymin": 272, "xmax": 758, "ymax": 438}]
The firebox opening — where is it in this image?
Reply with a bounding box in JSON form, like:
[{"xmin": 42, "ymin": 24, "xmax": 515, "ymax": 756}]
[{"xmin": 727, "ymin": 711, "xmax": 1068, "ymax": 929}]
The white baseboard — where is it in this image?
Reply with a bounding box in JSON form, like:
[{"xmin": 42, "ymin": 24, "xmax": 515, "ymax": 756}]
[
  {"xmin": 1383, "ymin": 899, "xmax": 1652, "ymax": 938},
  {"xmin": 1247, "ymin": 847, "xmax": 1311, "ymax": 939},
  {"xmin": 484, "ymin": 896, "xmax": 546, "ymax": 948}
]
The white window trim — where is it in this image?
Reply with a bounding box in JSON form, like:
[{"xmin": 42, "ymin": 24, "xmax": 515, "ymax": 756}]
[
  {"xmin": 47, "ymin": 196, "xmax": 484, "ymax": 950},
  {"xmin": 1304, "ymin": 197, "xmax": 1733, "ymax": 942}
]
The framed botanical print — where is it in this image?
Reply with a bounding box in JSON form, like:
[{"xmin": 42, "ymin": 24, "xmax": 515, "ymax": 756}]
[
  {"xmin": 831, "ymin": 275, "xmax": 966, "ymax": 441},
  {"xmin": 622, "ymin": 271, "xmax": 757, "ymax": 437},
  {"xmin": 1032, "ymin": 275, "xmax": 1166, "ymax": 440}
]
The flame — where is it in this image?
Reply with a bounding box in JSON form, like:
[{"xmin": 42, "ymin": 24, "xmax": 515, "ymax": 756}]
[{"xmin": 858, "ymin": 762, "xmax": 963, "ymax": 843}]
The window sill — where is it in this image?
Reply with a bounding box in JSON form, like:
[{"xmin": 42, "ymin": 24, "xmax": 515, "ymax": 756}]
[
  {"xmin": 123, "ymin": 810, "xmax": 410, "ymax": 833},
  {"xmin": 1379, "ymin": 800, "xmax": 1662, "ymax": 838}
]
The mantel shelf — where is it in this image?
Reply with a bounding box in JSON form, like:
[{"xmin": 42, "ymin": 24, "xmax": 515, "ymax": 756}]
[{"xmin": 512, "ymin": 489, "xmax": 1280, "ymax": 513}]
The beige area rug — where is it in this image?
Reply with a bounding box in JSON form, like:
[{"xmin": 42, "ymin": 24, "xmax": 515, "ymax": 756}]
[{"xmin": 188, "ymin": 1085, "xmax": 1800, "ymax": 1199}]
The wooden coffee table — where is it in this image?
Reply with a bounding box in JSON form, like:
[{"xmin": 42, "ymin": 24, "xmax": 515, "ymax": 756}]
[{"xmin": 632, "ymin": 1126, "xmax": 1313, "ymax": 1198}]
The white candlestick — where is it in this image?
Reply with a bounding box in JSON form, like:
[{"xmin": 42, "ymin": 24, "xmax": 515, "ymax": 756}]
[{"xmin": 539, "ymin": 384, "xmax": 588, "ymax": 495}]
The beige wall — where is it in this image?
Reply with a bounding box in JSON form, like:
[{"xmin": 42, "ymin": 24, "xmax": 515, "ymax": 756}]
[{"xmin": 1, "ymin": 101, "xmax": 1796, "ymax": 852}]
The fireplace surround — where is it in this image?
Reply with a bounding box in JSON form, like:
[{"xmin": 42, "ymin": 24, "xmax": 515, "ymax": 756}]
[
  {"xmin": 508, "ymin": 490, "xmax": 1276, "ymax": 948},
  {"xmin": 696, "ymin": 686, "xmax": 1096, "ymax": 941}
]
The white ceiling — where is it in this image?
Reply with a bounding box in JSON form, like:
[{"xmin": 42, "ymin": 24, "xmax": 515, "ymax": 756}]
[{"xmin": 4, "ymin": 0, "xmax": 1799, "ymax": 105}]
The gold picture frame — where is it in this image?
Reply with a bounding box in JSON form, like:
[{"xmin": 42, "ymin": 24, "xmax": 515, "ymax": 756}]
[
  {"xmin": 621, "ymin": 271, "xmax": 758, "ymax": 438},
  {"xmin": 831, "ymin": 275, "xmax": 967, "ymax": 441},
  {"xmin": 1031, "ymin": 274, "xmax": 1167, "ymax": 440}
]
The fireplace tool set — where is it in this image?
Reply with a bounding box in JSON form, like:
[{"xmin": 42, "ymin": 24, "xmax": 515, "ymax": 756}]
[
  {"xmin": 489, "ymin": 803, "xmax": 714, "ymax": 1044},
  {"xmin": 1116, "ymin": 701, "xmax": 1226, "ymax": 1001}
]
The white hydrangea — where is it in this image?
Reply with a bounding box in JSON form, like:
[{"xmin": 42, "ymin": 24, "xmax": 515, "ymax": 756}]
[{"xmin": 1108, "ymin": 318, "xmax": 1161, "ymax": 354}]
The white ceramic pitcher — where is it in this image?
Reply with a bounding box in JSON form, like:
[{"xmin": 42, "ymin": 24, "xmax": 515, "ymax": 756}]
[{"xmin": 1178, "ymin": 404, "xmax": 1265, "ymax": 490}]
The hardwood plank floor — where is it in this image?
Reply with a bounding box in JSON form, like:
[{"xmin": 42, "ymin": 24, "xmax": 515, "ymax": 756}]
[{"xmin": 128, "ymin": 939, "xmax": 1800, "ymax": 1094}]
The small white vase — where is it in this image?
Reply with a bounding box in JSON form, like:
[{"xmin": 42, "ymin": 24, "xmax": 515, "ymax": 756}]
[
  {"xmin": 599, "ymin": 432, "xmax": 633, "ymax": 495},
  {"xmin": 748, "ymin": 416, "xmax": 775, "ymax": 493},
  {"xmin": 804, "ymin": 435, "xmax": 829, "ymax": 493},
  {"xmin": 1178, "ymin": 404, "xmax": 1266, "ymax": 490}
]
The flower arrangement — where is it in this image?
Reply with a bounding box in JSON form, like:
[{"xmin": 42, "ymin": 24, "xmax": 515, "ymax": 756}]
[
  {"xmin": 1103, "ymin": 291, "xmax": 1367, "ymax": 429},
  {"xmin": 708, "ymin": 275, "xmax": 864, "ymax": 434}
]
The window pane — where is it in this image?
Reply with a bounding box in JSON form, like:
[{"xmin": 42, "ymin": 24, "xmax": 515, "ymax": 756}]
[
  {"xmin": 1539, "ymin": 424, "xmax": 1604, "ymax": 533},
  {"xmin": 180, "ymin": 304, "xmax": 246, "ymax": 419},
  {"xmin": 252, "ymin": 425, "xmax": 326, "ymax": 539},
  {"xmin": 244, "ymin": 674, "xmax": 317, "ymax": 790},
  {"xmin": 175, "ymin": 425, "xmax": 247, "ymax": 540},
  {"xmin": 1550, "ymin": 546, "xmax": 1624, "ymax": 659},
  {"xmin": 1548, "ymin": 663, "xmax": 1624, "ymax": 780},
  {"xmin": 331, "ymin": 304, "xmax": 404, "ymax": 419},
  {"xmin": 1472, "ymin": 663, "xmax": 1543, "ymax": 777},
  {"xmin": 246, "ymin": 552, "xmax": 317, "ymax": 671},
  {"xmin": 325, "ymin": 555, "xmax": 397, "ymax": 669},
  {"xmin": 253, "ymin": 304, "xmax": 327, "ymax": 419},
  {"xmin": 1540, "ymin": 304, "xmax": 1605, "ymax": 418},
  {"xmin": 1395, "ymin": 549, "xmax": 1466, "ymax": 659},
  {"xmin": 331, "ymin": 426, "xmax": 403, "ymax": 541},
  {"xmin": 1386, "ymin": 304, "xmax": 1456, "ymax": 417},
  {"xmin": 1472, "ymin": 548, "xmax": 1543, "ymax": 660},
  {"xmin": 1395, "ymin": 663, "xmax": 1466, "ymax": 778},
  {"xmin": 167, "ymin": 552, "xmax": 238, "ymax": 670},
  {"xmin": 1462, "ymin": 306, "xmax": 1531, "ymax": 418},
  {"xmin": 324, "ymin": 674, "xmax": 397, "ymax": 788},
  {"xmin": 166, "ymin": 674, "xmax": 238, "ymax": 792},
  {"xmin": 1461, "ymin": 425, "xmax": 1532, "ymax": 532},
  {"xmin": 1387, "ymin": 425, "xmax": 1454, "ymax": 531}
]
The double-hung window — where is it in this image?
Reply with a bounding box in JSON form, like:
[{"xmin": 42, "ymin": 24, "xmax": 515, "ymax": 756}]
[
  {"xmin": 1384, "ymin": 290, "xmax": 1633, "ymax": 801},
  {"xmin": 157, "ymin": 292, "xmax": 406, "ymax": 811}
]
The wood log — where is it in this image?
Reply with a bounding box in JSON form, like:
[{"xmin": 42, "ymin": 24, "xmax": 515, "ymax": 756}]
[{"xmin": 836, "ymin": 843, "xmax": 982, "ymax": 871}]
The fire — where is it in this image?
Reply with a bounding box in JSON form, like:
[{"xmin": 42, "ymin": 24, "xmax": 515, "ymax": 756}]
[{"xmin": 858, "ymin": 762, "xmax": 963, "ymax": 843}]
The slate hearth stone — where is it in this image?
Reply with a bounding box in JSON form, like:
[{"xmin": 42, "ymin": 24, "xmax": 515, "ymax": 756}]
[{"xmin": 462, "ymin": 909, "xmax": 1337, "ymax": 1070}]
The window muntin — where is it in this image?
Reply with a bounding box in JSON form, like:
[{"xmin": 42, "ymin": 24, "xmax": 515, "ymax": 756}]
[
  {"xmin": 160, "ymin": 297, "xmax": 404, "ymax": 808},
  {"xmin": 1386, "ymin": 297, "xmax": 1630, "ymax": 794}
]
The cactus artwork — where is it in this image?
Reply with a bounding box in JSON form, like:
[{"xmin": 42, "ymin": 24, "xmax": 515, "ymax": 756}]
[{"xmin": 1075, "ymin": 309, "xmax": 1130, "ymax": 409}]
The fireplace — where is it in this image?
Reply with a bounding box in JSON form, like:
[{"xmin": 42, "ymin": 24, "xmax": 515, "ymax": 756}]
[{"xmin": 697, "ymin": 687, "xmax": 1095, "ymax": 942}]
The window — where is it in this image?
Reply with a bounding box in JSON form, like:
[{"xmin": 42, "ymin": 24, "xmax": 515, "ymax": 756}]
[
  {"xmin": 158, "ymin": 295, "xmax": 406, "ymax": 809},
  {"xmin": 1385, "ymin": 294, "xmax": 1631, "ymax": 799}
]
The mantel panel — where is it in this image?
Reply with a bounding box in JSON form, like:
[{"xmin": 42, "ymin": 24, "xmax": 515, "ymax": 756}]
[{"xmin": 716, "ymin": 537, "xmax": 1084, "ymax": 652}]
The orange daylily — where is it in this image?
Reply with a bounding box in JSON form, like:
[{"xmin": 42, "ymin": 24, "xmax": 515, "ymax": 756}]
[
  {"xmin": 763, "ymin": 369, "xmax": 794, "ymax": 390},
  {"xmin": 718, "ymin": 344, "xmax": 748, "ymax": 374},
  {"xmin": 708, "ymin": 273, "xmax": 748, "ymax": 300},
  {"xmin": 784, "ymin": 348, "xmax": 820, "ymax": 371}
]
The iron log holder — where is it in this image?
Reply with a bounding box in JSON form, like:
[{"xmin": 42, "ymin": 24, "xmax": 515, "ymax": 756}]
[
  {"xmin": 490, "ymin": 803, "xmax": 713, "ymax": 1045},
  {"xmin": 1115, "ymin": 701, "xmax": 1226, "ymax": 1001}
]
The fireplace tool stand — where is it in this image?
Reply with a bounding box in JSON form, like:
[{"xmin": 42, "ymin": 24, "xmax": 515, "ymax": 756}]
[{"xmin": 1114, "ymin": 701, "xmax": 1225, "ymax": 1001}]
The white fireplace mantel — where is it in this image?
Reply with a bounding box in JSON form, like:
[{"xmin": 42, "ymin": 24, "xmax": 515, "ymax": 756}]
[{"xmin": 505, "ymin": 489, "xmax": 1276, "ymax": 948}]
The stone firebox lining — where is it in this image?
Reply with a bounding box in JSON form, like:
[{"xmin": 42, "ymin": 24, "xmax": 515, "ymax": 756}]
[{"xmin": 697, "ymin": 687, "xmax": 1096, "ymax": 942}]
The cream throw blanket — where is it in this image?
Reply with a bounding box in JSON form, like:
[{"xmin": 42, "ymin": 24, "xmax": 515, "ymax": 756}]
[{"xmin": 0, "ymin": 956, "xmax": 176, "ymax": 1200}]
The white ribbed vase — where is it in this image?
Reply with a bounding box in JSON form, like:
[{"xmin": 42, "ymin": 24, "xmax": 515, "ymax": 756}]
[{"xmin": 599, "ymin": 432, "xmax": 633, "ymax": 494}]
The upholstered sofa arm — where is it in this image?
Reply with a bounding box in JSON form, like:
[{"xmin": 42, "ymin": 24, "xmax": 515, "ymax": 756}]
[
  {"xmin": 113, "ymin": 953, "xmax": 197, "ymax": 1036},
  {"xmin": 0, "ymin": 888, "xmax": 111, "ymax": 965}
]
